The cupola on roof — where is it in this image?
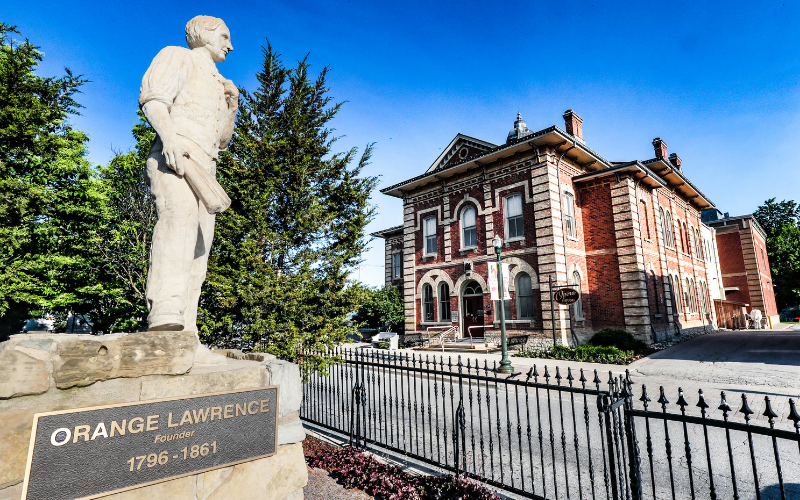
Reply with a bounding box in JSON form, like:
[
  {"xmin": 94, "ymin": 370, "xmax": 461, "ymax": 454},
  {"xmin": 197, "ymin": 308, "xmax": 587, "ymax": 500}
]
[{"xmin": 506, "ymin": 112, "xmax": 533, "ymax": 143}]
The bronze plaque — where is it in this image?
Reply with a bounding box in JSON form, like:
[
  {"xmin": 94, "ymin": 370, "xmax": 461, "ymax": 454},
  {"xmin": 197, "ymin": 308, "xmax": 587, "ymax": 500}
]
[{"xmin": 22, "ymin": 386, "xmax": 279, "ymax": 500}]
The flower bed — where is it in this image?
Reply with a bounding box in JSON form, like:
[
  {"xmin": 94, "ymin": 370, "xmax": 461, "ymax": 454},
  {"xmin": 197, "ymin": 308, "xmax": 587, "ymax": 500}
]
[
  {"xmin": 308, "ymin": 445, "xmax": 499, "ymax": 500},
  {"xmin": 513, "ymin": 344, "xmax": 641, "ymax": 365}
]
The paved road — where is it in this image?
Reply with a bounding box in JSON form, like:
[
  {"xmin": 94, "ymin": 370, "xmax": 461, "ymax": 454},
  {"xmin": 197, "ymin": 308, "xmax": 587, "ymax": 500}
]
[{"xmin": 629, "ymin": 328, "xmax": 800, "ymax": 389}]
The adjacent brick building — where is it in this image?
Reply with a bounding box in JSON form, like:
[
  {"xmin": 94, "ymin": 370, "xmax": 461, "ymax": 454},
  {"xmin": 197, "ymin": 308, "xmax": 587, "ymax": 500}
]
[
  {"xmin": 703, "ymin": 210, "xmax": 779, "ymax": 327},
  {"xmin": 374, "ymin": 111, "xmax": 734, "ymax": 345}
]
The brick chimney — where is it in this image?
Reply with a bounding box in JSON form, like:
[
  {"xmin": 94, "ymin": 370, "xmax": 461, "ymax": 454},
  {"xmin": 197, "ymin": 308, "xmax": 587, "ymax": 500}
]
[
  {"xmin": 652, "ymin": 138, "xmax": 668, "ymax": 159},
  {"xmin": 668, "ymin": 153, "xmax": 682, "ymax": 171},
  {"xmin": 563, "ymin": 110, "xmax": 583, "ymax": 141}
]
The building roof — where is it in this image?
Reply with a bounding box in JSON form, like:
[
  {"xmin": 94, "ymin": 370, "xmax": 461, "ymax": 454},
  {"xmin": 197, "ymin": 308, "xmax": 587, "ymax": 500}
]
[
  {"xmin": 381, "ymin": 115, "xmax": 715, "ymax": 211},
  {"xmin": 705, "ymin": 214, "xmax": 768, "ymax": 240},
  {"xmin": 381, "ymin": 125, "xmax": 612, "ymax": 198},
  {"xmin": 572, "ymin": 161, "xmax": 667, "ymax": 190},
  {"xmin": 641, "ymin": 158, "xmax": 715, "ymax": 210},
  {"xmin": 371, "ymin": 225, "xmax": 403, "ymax": 239},
  {"xmin": 425, "ymin": 134, "xmax": 498, "ymax": 174}
]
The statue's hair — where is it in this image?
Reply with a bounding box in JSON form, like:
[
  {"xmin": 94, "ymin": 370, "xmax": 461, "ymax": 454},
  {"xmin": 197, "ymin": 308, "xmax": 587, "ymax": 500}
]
[{"xmin": 185, "ymin": 15, "xmax": 225, "ymax": 49}]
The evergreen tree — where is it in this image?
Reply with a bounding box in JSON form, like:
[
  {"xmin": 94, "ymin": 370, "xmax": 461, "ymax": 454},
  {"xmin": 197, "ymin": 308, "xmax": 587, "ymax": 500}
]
[
  {"xmin": 754, "ymin": 198, "xmax": 800, "ymax": 309},
  {"xmin": 0, "ymin": 23, "xmax": 105, "ymax": 334},
  {"xmin": 199, "ymin": 45, "xmax": 378, "ymax": 375}
]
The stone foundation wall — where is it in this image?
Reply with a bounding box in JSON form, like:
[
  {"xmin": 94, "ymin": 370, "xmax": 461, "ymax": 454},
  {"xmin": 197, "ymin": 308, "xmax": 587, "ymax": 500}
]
[{"xmin": 0, "ymin": 332, "xmax": 307, "ymax": 500}]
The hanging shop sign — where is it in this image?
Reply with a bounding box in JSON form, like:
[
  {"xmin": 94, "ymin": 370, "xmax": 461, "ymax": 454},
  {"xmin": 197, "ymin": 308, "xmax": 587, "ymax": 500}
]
[{"xmin": 553, "ymin": 286, "xmax": 581, "ymax": 305}]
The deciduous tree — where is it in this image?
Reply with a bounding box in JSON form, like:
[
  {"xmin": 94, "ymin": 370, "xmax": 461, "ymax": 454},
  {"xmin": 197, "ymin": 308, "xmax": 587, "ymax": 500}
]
[
  {"xmin": 0, "ymin": 24, "xmax": 104, "ymax": 334},
  {"xmin": 753, "ymin": 198, "xmax": 800, "ymax": 309}
]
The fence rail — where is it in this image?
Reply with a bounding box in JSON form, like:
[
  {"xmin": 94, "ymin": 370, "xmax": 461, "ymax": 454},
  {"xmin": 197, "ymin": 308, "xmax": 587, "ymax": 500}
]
[{"xmin": 301, "ymin": 348, "xmax": 800, "ymax": 500}]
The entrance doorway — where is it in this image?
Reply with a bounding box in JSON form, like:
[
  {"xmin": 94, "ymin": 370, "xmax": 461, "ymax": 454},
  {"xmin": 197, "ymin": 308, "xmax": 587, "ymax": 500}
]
[{"xmin": 462, "ymin": 282, "xmax": 484, "ymax": 338}]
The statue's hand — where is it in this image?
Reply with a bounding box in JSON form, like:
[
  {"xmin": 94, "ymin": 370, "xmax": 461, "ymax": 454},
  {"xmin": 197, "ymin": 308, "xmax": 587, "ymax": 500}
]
[
  {"xmin": 161, "ymin": 134, "xmax": 190, "ymax": 176},
  {"xmin": 223, "ymin": 79, "xmax": 239, "ymax": 106}
]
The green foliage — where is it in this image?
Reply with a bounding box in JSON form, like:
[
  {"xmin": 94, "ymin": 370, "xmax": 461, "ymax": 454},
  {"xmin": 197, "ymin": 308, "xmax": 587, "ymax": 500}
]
[
  {"xmin": 0, "ymin": 23, "xmax": 108, "ymax": 332},
  {"xmin": 514, "ymin": 344, "xmax": 640, "ymax": 365},
  {"xmin": 352, "ymin": 284, "xmax": 405, "ymax": 333},
  {"xmin": 91, "ymin": 114, "xmax": 157, "ymax": 332},
  {"xmin": 587, "ymin": 328, "xmax": 645, "ymax": 351},
  {"xmin": 753, "ymin": 198, "xmax": 800, "ymax": 309},
  {"xmin": 198, "ymin": 44, "xmax": 378, "ymax": 376}
]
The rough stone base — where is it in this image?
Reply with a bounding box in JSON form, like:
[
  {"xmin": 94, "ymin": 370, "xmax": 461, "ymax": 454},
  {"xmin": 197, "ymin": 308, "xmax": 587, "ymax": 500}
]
[{"xmin": 0, "ymin": 332, "xmax": 307, "ymax": 500}]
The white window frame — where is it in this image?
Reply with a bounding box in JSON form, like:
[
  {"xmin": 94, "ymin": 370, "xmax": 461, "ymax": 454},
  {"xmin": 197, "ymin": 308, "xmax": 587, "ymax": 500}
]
[
  {"xmin": 461, "ymin": 206, "xmax": 477, "ymax": 249},
  {"xmin": 424, "ymin": 216, "xmax": 437, "ymax": 256},
  {"xmin": 564, "ymin": 192, "xmax": 576, "ymax": 239},
  {"xmin": 392, "ymin": 253, "xmax": 402, "ymax": 279},
  {"xmin": 504, "ymin": 193, "xmax": 525, "ymax": 241},
  {"xmin": 572, "ymin": 270, "xmax": 584, "ymax": 320}
]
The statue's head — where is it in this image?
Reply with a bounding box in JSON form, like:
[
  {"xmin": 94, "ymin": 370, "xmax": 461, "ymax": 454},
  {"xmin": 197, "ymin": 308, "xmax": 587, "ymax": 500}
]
[{"xmin": 185, "ymin": 15, "xmax": 233, "ymax": 63}]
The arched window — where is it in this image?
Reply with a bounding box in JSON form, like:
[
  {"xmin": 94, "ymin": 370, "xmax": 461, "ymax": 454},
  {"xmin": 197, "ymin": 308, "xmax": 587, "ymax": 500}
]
[
  {"xmin": 670, "ymin": 275, "xmax": 681, "ymax": 312},
  {"xmin": 684, "ymin": 278, "xmax": 692, "ymax": 312},
  {"xmin": 424, "ymin": 217, "xmax": 437, "ymax": 255},
  {"xmin": 678, "ymin": 221, "xmax": 686, "ymax": 253},
  {"xmin": 662, "ymin": 209, "xmax": 674, "ymax": 249},
  {"xmin": 572, "ymin": 271, "xmax": 584, "ymax": 319},
  {"xmin": 462, "ymin": 206, "xmax": 477, "ymax": 248},
  {"xmin": 516, "ymin": 272, "xmax": 534, "ymax": 319},
  {"xmin": 422, "ymin": 284, "xmax": 434, "ymax": 321},
  {"xmin": 439, "ymin": 283, "xmax": 451, "ymax": 321},
  {"xmin": 650, "ymin": 270, "xmax": 660, "ymax": 314},
  {"xmin": 564, "ymin": 192, "xmax": 576, "ymax": 238},
  {"xmin": 693, "ymin": 229, "xmax": 698, "ymax": 257},
  {"xmin": 640, "ymin": 200, "xmax": 651, "ymax": 240}
]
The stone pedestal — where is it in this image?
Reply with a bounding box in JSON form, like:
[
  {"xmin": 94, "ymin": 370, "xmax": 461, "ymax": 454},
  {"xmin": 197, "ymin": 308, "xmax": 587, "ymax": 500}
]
[{"xmin": 0, "ymin": 332, "xmax": 307, "ymax": 500}]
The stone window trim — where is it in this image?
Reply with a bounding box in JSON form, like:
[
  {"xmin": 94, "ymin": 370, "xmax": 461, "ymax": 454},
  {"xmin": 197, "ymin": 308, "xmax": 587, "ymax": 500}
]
[
  {"xmin": 420, "ymin": 321, "xmax": 452, "ymax": 327},
  {"xmin": 504, "ymin": 236, "xmax": 525, "ymax": 245},
  {"xmin": 492, "ymin": 320, "xmax": 534, "ymax": 326}
]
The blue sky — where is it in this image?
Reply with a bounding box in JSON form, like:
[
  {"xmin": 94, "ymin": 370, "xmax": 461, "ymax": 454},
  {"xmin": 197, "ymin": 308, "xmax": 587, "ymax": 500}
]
[{"xmin": 4, "ymin": 1, "xmax": 799, "ymax": 287}]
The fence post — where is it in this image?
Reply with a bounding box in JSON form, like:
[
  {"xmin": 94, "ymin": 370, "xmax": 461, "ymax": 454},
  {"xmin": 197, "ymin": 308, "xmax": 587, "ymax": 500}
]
[
  {"xmin": 623, "ymin": 372, "xmax": 643, "ymax": 500},
  {"xmin": 453, "ymin": 399, "xmax": 466, "ymax": 476},
  {"xmin": 600, "ymin": 393, "xmax": 621, "ymax": 500},
  {"xmin": 349, "ymin": 382, "xmax": 365, "ymax": 448}
]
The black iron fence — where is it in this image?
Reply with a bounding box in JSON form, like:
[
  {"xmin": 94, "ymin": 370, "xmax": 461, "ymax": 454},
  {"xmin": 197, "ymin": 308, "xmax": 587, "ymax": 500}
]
[{"xmin": 300, "ymin": 348, "xmax": 800, "ymax": 499}]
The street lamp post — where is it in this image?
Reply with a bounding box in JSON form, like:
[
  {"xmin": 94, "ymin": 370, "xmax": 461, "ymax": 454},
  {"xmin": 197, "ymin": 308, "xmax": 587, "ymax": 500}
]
[{"xmin": 493, "ymin": 236, "xmax": 514, "ymax": 374}]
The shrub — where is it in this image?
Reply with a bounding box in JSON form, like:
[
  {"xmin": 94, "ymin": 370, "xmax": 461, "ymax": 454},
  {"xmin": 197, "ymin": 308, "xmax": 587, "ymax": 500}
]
[
  {"xmin": 513, "ymin": 344, "xmax": 640, "ymax": 365},
  {"xmin": 587, "ymin": 329, "xmax": 646, "ymax": 352},
  {"xmin": 309, "ymin": 446, "xmax": 499, "ymax": 500}
]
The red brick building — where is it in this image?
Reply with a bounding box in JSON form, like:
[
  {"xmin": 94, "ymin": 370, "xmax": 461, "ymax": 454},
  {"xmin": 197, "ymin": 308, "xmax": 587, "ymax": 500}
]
[
  {"xmin": 703, "ymin": 210, "xmax": 779, "ymax": 326},
  {"xmin": 374, "ymin": 111, "xmax": 729, "ymax": 345}
]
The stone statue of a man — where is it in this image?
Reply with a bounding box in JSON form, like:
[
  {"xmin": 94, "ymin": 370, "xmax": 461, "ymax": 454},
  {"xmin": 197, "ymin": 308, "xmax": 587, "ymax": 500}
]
[{"xmin": 139, "ymin": 15, "xmax": 238, "ymax": 332}]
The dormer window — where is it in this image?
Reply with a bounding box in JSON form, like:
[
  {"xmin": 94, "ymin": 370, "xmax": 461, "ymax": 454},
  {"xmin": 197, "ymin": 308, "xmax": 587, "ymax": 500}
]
[{"xmin": 462, "ymin": 206, "xmax": 477, "ymax": 248}]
